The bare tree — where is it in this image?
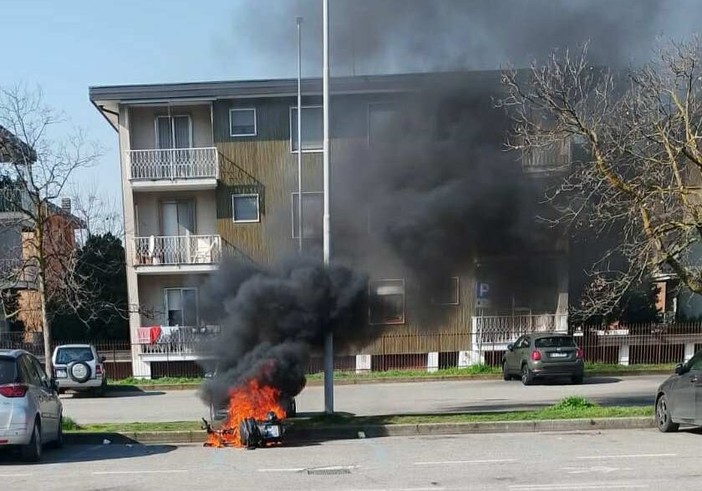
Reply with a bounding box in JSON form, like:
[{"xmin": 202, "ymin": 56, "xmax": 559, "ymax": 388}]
[
  {"xmin": 0, "ymin": 85, "xmax": 100, "ymax": 374},
  {"xmin": 69, "ymin": 182, "xmax": 123, "ymax": 241},
  {"xmin": 501, "ymin": 40, "xmax": 702, "ymax": 320}
]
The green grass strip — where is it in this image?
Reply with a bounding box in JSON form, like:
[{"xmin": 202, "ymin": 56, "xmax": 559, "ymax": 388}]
[{"xmin": 63, "ymin": 398, "xmax": 653, "ymax": 433}]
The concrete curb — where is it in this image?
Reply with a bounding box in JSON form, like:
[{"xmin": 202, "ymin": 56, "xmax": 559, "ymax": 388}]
[
  {"xmin": 110, "ymin": 371, "xmax": 671, "ymax": 392},
  {"xmin": 64, "ymin": 416, "xmax": 655, "ymax": 445}
]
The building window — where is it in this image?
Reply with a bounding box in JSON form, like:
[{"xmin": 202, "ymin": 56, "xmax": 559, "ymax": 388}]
[
  {"xmin": 155, "ymin": 115, "xmax": 192, "ymax": 149},
  {"xmin": 229, "ymin": 108, "xmax": 257, "ymax": 137},
  {"xmin": 431, "ymin": 277, "xmax": 460, "ymax": 306},
  {"xmin": 368, "ymin": 103, "xmax": 397, "ymax": 149},
  {"xmin": 369, "ymin": 279, "xmax": 405, "ymax": 325},
  {"xmin": 291, "ymin": 192, "xmax": 323, "ymax": 239},
  {"xmin": 290, "ymin": 106, "xmax": 323, "ymax": 152},
  {"xmin": 232, "ymin": 194, "xmax": 260, "ymax": 223},
  {"xmin": 165, "ymin": 288, "xmax": 198, "ymax": 327}
]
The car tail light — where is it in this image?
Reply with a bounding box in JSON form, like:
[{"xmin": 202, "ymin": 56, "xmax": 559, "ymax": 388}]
[
  {"xmin": 576, "ymin": 348, "xmax": 584, "ymax": 359},
  {"xmin": 0, "ymin": 384, "xmax": 28, "ymax": 398},
  {"xmin": 531, "ymin": 350, "xmax": 542, "ymax": 361},
  {"xmin": 96, "ymin": 365, "xmax": 103, "ymax": 375}
]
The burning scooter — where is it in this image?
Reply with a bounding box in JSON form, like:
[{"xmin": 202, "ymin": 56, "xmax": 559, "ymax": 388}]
[{"xmin": 202, "ymin": 378, "xmax": 293, "ymax": 449}]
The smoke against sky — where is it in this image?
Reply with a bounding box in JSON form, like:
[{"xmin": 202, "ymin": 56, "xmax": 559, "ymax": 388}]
[
  {"xmin": 201, "ymin": 0, "xmax": 702, "ymax": 400},
  {"xmin": 223, "ymin": 0, "xmax": 702, "ymax": 78}
]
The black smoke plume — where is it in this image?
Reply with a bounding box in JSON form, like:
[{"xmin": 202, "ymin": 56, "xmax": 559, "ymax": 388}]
[{"xmin": 198, "ymin": 257, "xmax": 368, "ymax": 408}]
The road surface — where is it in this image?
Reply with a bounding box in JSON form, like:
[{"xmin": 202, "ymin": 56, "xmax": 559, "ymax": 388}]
[
  {"xmin": 1, "ymin": 428, "xmax": 699, "ymax": 490},
  {"xmin": 59, "ymin": 375, "xmax": 667, "ymax": 424}
]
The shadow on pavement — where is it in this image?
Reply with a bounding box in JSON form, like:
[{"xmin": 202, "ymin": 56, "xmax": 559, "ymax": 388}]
[
  {"xmin": 680, "ymin": 427, "xmax": 702, "ymax": 435},
  {"xmin": 526, "ymin": 376, "xmax": 622, "ymax": 386},
  {"xmin": 0, "ymin": 442, "xmax": 177, "ymax": 465},
  {"xmin": 62, "ymin": 389, "xmax": 166, "ymax": 399}
]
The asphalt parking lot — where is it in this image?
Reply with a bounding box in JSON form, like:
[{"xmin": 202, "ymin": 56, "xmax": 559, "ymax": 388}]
[{"xmin": 1, "ymin": 428, "xmax": 700, "ymax": 491}]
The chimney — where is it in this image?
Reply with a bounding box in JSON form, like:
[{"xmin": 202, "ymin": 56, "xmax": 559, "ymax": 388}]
[{"xmin": 61, "ymin": 198, "xmax": 71, "ymax": 215}]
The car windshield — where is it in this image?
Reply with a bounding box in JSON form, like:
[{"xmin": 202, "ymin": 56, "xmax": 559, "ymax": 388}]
[
  {"xmin": 535, "ymin": 337, "xmax": 576, "ymax": 348},
  {"xmin": 0, "ymin": 357, "xmax": 17, "ymax": 384},
  {"xmin": 56, "ymin": 347, "xmax": 94, "ymax": 364}
]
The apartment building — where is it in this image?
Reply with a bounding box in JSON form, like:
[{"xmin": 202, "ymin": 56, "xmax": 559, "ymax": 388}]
[
  {"xmin": 0, "ymin": 127, "xmax": 82, "ymax": 336},
  {"xmin": 90, "ymin": 72, "xmax": 570, "ymax": 378}
]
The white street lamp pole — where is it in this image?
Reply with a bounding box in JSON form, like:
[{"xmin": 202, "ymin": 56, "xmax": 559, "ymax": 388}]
[
  {"xmin": 322, "ymin": 0, "xmax": 334, "ymax": 415},
  {"xmin": 296, "ymin": 16, "xmax": 304, "ymax": 253}
]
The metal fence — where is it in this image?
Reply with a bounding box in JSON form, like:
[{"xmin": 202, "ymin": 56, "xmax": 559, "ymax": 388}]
[
  {"xmin": 133, "ymin": 234, "xmax": 222, "ymax": 266},
  {"xmin": 2, "ymin": 321, "xmax": 700, "ymax": 379},
  {"xmin": 127, "ymin": 147, "xmax": 219, "ymax": 181}
]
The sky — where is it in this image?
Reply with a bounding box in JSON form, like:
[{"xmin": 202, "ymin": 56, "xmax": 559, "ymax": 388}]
[
  {"xmin": 0, "ymin": 0, "xmax": 314, "ymax": 212},
  {"xmin": 3, "ymin": 0, "xmax": 701, "ymax": 218}
]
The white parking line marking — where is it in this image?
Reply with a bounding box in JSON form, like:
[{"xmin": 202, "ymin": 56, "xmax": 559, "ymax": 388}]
[
  {"xmin": 510, "ymin": 484, "xmax": 647, "ymax": 490},
  {"xmin": 414, "ymin": 459, "xmax": 516, "ymax": 465},
  {"xmin": 257, "ymin": 468, "xmax": 306, "ymax": 472},
  {"xmin": 0, "ymin": 474, "xmax": 32, "ymax": 478},
  {"xmin": 92, "ymin": 470, "xmax": 188, "ymax": 475},
  {"xmin": 577, "ymin": 453, "xmax": 676, "ymax": 460}
]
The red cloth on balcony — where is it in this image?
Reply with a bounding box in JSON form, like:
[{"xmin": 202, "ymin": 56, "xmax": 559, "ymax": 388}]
[{"xmin": 137, "ymin": 326, "xmax": 162, "ymax": 345}]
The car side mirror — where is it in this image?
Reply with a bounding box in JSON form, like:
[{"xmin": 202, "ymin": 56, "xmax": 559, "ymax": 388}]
[
  {"xmin": 675, "ymin": 363, "xmax": 686, "ymax": 375},
  {"xmin": 507, "ymin": 343, "xmax": 514, "ymax": 352},
  {"xmin": 100, "ymin": 356, "xmax": 106, "ymax": 363},
  {"xmin": 50, "ymin": 378, "xmax": 60, "ymax": 392}
]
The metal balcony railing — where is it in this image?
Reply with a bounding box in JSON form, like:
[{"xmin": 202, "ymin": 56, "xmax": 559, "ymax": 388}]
[
  {"xmin": 522, "ymin": 139, "xmax": 571, "ymax": 173},
  {"xmin": 472, "ymin": 313, "xmax": 569, "ymax": 346},
  {"xmin": 0, "ymin": 258, "xmax": 38, "ymax": 285},
  {"xmin": 137, "ymin": 325, "xmax": 220, "ymax": 356},
  {"xmin": 0, "ymin": 189, "xmax": 32, "ymax": 213},
  {"xmin": 133, "ymin": 235, "xmax": 222, "ymax": 266},
  {"xmin": 127, "ymin": 147, "xmax": 219, "ymax": 181}
]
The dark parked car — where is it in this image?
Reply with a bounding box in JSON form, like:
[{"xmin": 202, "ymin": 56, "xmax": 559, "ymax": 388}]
[
  {"xmin": 502, "ymin": 332, "xmax": 585, "ymax": 385},
  {"xmin": 655, "ymin": 350, "xmax": 702, "ymax": 432}
]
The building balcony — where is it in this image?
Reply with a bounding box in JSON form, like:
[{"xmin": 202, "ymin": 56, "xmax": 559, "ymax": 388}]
[
  {"xmin": 127, "ymin": 147, "xmax": 219, "ymax": 191},
  {"xmin": 0, "ymin": 258, "xmax": 38, "ymax": 289},
  {"xmin": 471, "ymin": 313, "xmax": 569, "ymax": 349},
  {"xmin": 132, "ymin": 234, "xmax": 221, "ymax": 274},
  {"xmin": 136, "ymin": 325, "xmax": 219, "ymax": 361},
  {"xmin": 521, "ymin": 139, "xmax": 571, "ymax": 174}
]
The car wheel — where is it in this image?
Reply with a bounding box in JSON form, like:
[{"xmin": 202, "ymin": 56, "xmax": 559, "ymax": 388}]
[
  {"xmin": 502, "ymin": 362, "xmax": 511, "ymax": 381},
  {"xmin": 21, "ymin": 420, "xmax": 42, "ymax": 463},
  {"xmin": 521, "ymin": 364, "xmax": 533, "ymax": 386},
  {"xmin": 571, "ymin": 373, "xmax": 584, "ymax": 385},
  {"xmin": 656, "ymin": 394, "xmax": 679, "ymax": 433}
]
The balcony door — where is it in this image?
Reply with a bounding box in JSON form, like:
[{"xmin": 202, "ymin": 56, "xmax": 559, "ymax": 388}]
[
  {"xmin": 156, "ymin": 115, "xmax": 192, "ymax": 178},
  {"xmin": 161, "ymin": 200, "xmax": 194, "ymax": 264},
  {"xmin": 165, "ymin": 287, "xmax": 198, "ymax": 328}
]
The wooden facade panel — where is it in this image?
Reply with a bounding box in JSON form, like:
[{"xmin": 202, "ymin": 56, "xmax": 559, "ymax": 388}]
[{"xmin": 212, "ymin": 95, "xmax": 482, "ymax": 352}]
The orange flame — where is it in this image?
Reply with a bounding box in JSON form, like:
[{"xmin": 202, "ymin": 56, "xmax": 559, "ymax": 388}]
[{"xmin": 206, "ymin": 379, "xmax": 286, "ymax": 448}]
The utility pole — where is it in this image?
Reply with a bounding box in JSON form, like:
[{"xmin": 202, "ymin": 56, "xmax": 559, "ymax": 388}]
[
  {"xmin": 296, "ymin": 16, "xmax": 304, "ymax": 253},
  {"xmin": 322, "ymin": 0, "xmax": 334, "ymax": 415}
]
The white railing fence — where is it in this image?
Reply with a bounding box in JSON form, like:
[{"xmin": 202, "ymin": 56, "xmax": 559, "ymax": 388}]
[
  {"xmin": 133, "ymin": 235, "xmax": 222, "ymax": 266},
  {"xmin": 472, "ymin": 313, "xmax": 569, "ymax": 346},
  {"xmin": 522, "ymin": 139, "xmax": 571, "ymax": 172},
  {"xmin": 128, "ymin": 147, "xmax": 219, "ymax": 181}
]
